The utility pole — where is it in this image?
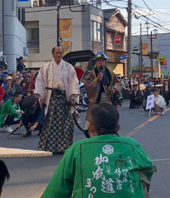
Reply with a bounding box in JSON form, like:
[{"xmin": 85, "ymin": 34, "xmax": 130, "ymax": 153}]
[
  {"xmin": 150, "ymin": 31, "xmax": 153, "ymax": 78},
  {"xmin": 140, "ymin": 23, "xmax": 143, "ymax": 77},
  {"xmin": 127, "ymin": 0, "xmax": 132, "ymax": 78},
  {"xmin": 57, "ymin": 5, "xmax": 60, "ymax": 46},
  {"xmin": 56, "ymin": 1, "xmax": 60, "ymax": 47}
]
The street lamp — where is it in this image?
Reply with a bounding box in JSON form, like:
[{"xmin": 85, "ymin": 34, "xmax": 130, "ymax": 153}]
[{"xmin": 145, "ymin": 21, "xmax": 158, "ymax": 78}]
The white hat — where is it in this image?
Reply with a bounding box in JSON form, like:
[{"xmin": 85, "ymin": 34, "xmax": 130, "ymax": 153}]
[{"xmin": 6, "ymin": 76, "xmax": 12, "ymax": 81}]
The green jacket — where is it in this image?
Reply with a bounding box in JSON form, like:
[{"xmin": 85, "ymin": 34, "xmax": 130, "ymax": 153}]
[
  {"xmin": 41, "ymin": 135, "xmax": 154, "ymax": 198},
  {"xmin": 0, "ymin": 99, "xmax": 21, "ymax": 127}
]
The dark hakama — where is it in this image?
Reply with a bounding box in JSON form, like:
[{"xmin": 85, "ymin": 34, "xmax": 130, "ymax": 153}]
[{"xmin": 38, "ymin": 92, "xmax": 73, "ymax": 153}]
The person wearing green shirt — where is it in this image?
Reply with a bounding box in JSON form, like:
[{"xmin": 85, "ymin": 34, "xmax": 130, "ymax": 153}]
[
  {"xmin": 0, "ymin": 92, "xmax": 23, "ymax": 133},
  {"xmin": 41, "ymin": 102, "xmax": 155, "ymax": 198}
]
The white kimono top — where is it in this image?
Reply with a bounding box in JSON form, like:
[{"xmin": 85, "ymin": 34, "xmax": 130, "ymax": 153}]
[
  {"xmin": 34, "ymin": 59, "xmax": 80, "ymax": 113},
  {"xmin": 154, "ymin": 95, "xmax": 166, "ymax": 110}
]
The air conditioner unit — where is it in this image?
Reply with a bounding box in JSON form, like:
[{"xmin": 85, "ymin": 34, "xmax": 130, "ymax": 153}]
[{"xmin": 23, "ymin": 47, "xmax": 29, "ymax": 56}]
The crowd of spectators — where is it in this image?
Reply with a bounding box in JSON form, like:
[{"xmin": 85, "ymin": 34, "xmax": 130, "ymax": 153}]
[{"xmin": 0, "ymin": 65, "xmax": 38, "ymax": 109}]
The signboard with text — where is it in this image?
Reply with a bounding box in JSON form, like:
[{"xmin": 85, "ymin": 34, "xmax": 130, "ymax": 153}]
[
  {"xmin": 146, "ymin": 95, "xmax": 154, "ymax": 110},
  {"xmin": 158, "ymin": 56, "xmax": 166, "ymax": 62},
  {"xmin": 16, "ymin": 0, "xmax": 33, "ymax": 8}
]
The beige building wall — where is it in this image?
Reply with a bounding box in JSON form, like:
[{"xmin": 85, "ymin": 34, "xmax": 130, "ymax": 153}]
[{"xmin": 25, "ymin": 6, "xmax": 82, "ymax": 68}]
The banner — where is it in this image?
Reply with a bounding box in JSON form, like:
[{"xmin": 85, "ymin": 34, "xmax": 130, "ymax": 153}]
[
  {"xmin": 142, "ymin": 44, "xmax": 149, "ymax": 55},
  {"xmin": 59, "ymin": 19, "xmax": 72, "ymax": 38},
  {"xmin": 61, "ymin": 41, "xmax": 72, "ymax": 56}
]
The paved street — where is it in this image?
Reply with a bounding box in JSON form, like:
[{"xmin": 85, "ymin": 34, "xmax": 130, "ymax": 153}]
[{"xmin": 0, "ymin": 100, "xmax": 170, "ymax": 198}]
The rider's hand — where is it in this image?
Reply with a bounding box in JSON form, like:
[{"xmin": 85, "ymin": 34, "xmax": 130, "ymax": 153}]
[
  {"xmin": 20, "ymin": 110, "xmax": 24, "ymax": 114},
  {"xmin": 70, "ymin": 99, "xmax": 76, "ymax": 106},
  {"xmin": 97, "ymin": 73, "xmax": 103, "ymax": 82}
]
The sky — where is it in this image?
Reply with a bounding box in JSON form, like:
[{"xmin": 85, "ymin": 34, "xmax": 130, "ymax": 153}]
[{"xmin": 102, "ymin": 0, "xmax": 170, "ymax": 35}]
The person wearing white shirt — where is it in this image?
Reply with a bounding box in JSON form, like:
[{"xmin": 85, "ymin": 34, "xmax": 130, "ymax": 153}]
[{"xmin": 152, "ymin": 88, "xmax": 166, "ymax": 115}]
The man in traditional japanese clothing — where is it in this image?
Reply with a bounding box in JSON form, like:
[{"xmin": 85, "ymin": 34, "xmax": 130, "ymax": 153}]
[
  {"xmin": 83, "ymin": 52, "xmax": 119, "ymax": 136},
  {"xmin": 41, "ymin": 103, "xmax": 155, "ymax": 198},
  {"xmin": 34, "ymin": 46, "xmax": 80, "ymax": 153}
]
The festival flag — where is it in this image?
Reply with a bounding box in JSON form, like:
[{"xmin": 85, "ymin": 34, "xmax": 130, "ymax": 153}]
[
  {"xmin": 59, "ymin": 19, "xmax": 72, "ymax": 38},
  {"xmin": 142, "ymin": 44, "xmax": 149, "ymax": 55},
  {"xmin": 61, "ymin": 41, "xmax": 72, "ymax": 56}
]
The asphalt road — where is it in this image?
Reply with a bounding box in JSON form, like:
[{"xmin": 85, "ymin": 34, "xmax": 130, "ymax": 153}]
[{"xmin": 0, "ymin": 100, "xmax": 170, "ymax": 198}]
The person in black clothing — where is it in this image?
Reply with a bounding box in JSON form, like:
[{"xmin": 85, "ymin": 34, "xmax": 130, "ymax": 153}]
[
  {"xmin": 17, "ymin": 95, "xmax": 45, "ymax": 137},
  {"xmin": 17, "ymin": 57, "xmax": 26, "ymax": 73},
  {"xmin": 0, "ymin": 160, "xmax": 10, "ymax": 196},
  {"xmin": 162, "ymin": 79, "xmax": 170, "ymax": 105},
  {"xmin": 143, "ymin": 83, "xmax": 153, "ymax": 110},
  {"xmin": 129, "ymin": 84, "xmax": 142, "ymax": 108}
]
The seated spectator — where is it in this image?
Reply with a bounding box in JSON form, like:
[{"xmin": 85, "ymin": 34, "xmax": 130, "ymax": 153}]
[
  {"xmin": 0, "ymin": 160, "xmax": 10, "ymax": 197},
  {"xmin": 16, "ymin": 71, "xmax": 22, "ymax": 79},
  {"xmin": 3, "ymin": 76, "xmax": 16, "ymax": 102},
  {"xmin": 0, "ymin": 80, "xmax": 4, "ymax": 102},
  {"xmin": 11, "ymin": 72, "xmax": 17, "ymax": 84},
  {"xmin": 1, "ymin": 74, "xmax": 8, "ymax": 86},
  {"xmin": 17, "ymin": 95, "xmax": 45, "ymax": 137},
  {"xmin": 129, "ymin": 84, "xmax": 142, "ymax": 108},
  {"xmin": 41, "ymin": 103, "xmax": 155, "ymax": 198},
  {"xmin": 14, "ymin": 78, "xmax": 23, "ymax": 94},
  {"xmin": 30, "ymin": 70, "xmax": 35, "ymax": 81},
  {"xmin": 0, "ymin": 92, "xmax": 23, "ymax": 132},
  {"xmin": 20, "ymin": 80, "xmax": 27, "ymax": 98},
  {"xmin": 23, "ymin": 73, "xmax": 35, "ymax": 96},
  {"xmin": 152, "ymin": 88, "xmax": 166, "ymax": 115}
]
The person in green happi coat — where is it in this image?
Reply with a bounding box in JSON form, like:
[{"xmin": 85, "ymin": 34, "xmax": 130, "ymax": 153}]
[
  {"xmin": 0, "ymin": 92, "xmax": 23, "ymax": 133},
  {"xmin": 41, "ymin": 102, "xmax": 156, "ymax": 198}
]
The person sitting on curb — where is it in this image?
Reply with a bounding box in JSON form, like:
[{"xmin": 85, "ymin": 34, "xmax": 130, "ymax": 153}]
[
  {"xmin": 0, "ymin": 160, "xmax": 10, "ymax": 197},
  {"xmin": 0, "ymin": 92, "xmax": 23, "ymax": 133},
  {"xmin": 152, "ymin": 88, "xmax": 166, "ymax": 115},
  {"xmin": 41, "ymin": 102, "xmax": 155, "ymax": 198},
  {"xmin": 17, "ymin": 95, "xmax": 45, "ymax": 137}
]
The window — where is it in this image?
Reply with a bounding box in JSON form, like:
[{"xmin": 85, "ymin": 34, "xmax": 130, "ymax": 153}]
[
  {"xmin": 92, "ymin": 21, "xmax": 102, "ymax": 42},
  {"xmin": 26, "ymin": 27, "xmax": 39, "ymax": 53}
]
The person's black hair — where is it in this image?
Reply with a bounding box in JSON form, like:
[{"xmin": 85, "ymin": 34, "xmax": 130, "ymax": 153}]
[
  {"xmin": 152, "ymin": 88, "xmax": 158, "ymax": 92},
  {"xmin": 52, "ymin": 47, "xmax": 64, "ymax": 55},
  {"xmin": 20, "ymin": 80, "xmax": 26, "ymax": 86},
  {"xmin": 91, "ymin": 102, "xmax": 120, "ymax": 135},
  {"xmin": 0, "ymin": 160, "xmax": 10, "ymax": 191},
  {"xmin": 19, "ymin": 57, "xmax": 23, "ymax": 61},
  {"xmin": 14, "ymin": 92, "xmax": 22, "ymax": 98}
]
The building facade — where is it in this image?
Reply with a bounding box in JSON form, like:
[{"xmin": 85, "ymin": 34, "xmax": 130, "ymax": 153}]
[
  {"xmin": 104, "ymin": 9, "xmax": 127, "ymax": 76},
  {"xmin": 25, "ymin": 1, "xmax": 127, "ymax": 75},
  {"xmin": 0, "ymin": 0, "xmax": 27, "ymax": 72},
  {"xmin": 25, "ymin": 3, "xmax": 104, "ymax": 69}
]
